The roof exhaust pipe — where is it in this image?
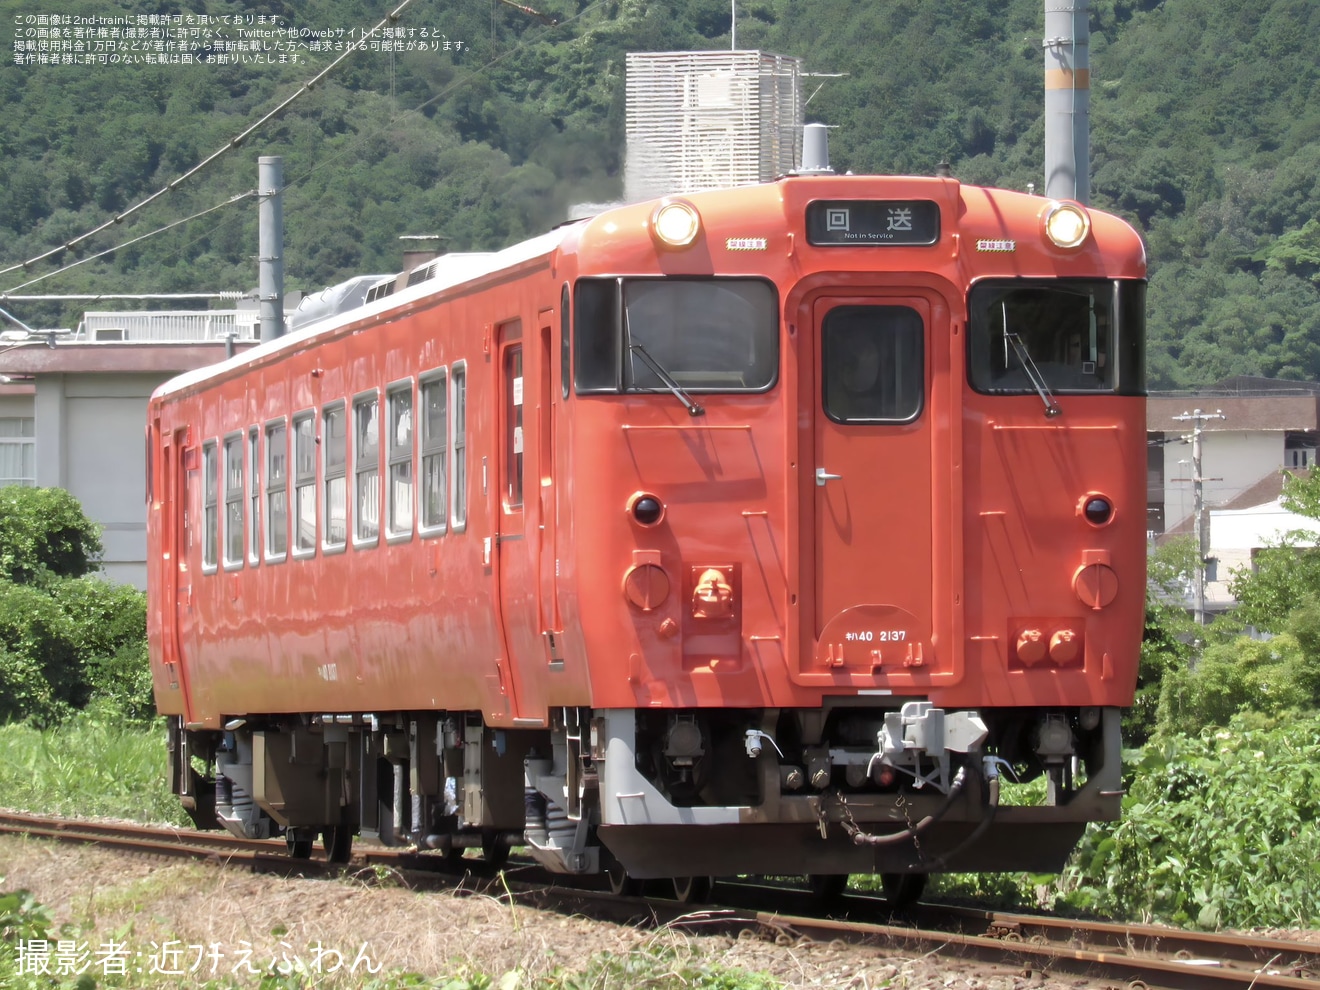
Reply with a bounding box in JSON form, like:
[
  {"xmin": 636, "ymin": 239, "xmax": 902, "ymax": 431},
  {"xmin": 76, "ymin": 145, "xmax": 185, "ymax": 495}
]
[{"xmin": 798, "ymin": 123, "xmax": 834, "ymax": 175}]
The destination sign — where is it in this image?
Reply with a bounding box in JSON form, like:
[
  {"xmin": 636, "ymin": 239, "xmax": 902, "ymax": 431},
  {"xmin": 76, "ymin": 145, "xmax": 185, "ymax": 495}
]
[{"xmin": 806, "ymin": 200, "xmax": 940, "ymax": 246}]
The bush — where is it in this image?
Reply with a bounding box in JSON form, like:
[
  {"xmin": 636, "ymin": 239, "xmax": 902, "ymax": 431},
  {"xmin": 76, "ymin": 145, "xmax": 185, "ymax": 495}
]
[
  {"xmin": 52, "ymin": 578, "xmax": 153, "ymax": 724},
  {"xmin": 0, "ymin": 576, "xmax": 151, "ymax": 726},
  {"xmin": 0, "ymin": 583, "xmax": 81, "ymax": 725},
  {"xmin": 1056, "ymin": 715, "xmax": 1320, "ymax": 928}
]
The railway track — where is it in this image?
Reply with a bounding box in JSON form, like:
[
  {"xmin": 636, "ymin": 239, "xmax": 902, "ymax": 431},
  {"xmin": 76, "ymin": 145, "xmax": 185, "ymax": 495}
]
[{"xmin": 3, "ymin": 810, "xmax": 1316, "ymax": 990}]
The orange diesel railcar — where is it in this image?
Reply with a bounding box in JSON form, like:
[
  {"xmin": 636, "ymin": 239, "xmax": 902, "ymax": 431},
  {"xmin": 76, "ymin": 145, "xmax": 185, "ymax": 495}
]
[{"xmin": 149, "ymin": 171, "xmax": 1146, "ymax": 901}]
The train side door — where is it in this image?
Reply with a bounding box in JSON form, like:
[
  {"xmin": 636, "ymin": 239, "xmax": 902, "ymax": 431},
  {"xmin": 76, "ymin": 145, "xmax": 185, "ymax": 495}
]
[
  {"xmin": 536, "ymin": 314, "xmax": 564, "ymax": 662},
  {"xmin": 804, "ymin": 293, "xmax": 945, "ymax": 679},
  {"xmin": 492, "ymin": 319, "xmax": 536, "ymax": 720},
  {"xmin": 159, "ymin": 425, "xmax": 196, "ymax": 723}
]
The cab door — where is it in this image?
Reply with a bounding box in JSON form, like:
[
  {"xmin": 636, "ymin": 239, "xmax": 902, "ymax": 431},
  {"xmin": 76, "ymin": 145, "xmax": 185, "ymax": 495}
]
[
  {"xmin": 492, "ymin": 320, "xmax": 537, "ymax": 721},
  {"xmin": 805, "ymin": 293, "xmax": 947, "ymax": 679},
  {"xmin": 156, "ymin": 424, "xmax": 197, "ymax": 723}
]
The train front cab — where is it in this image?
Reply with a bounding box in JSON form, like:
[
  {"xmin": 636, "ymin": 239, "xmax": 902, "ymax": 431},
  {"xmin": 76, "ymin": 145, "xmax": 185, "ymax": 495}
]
[{"xmin": 559, "ymin": 181, "xmax": 1147, "ymax": 889}]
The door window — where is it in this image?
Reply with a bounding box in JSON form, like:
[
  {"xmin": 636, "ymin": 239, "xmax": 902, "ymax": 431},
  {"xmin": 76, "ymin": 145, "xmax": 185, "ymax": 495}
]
[{"xmin": 821, "ymin": 305, "xmax": 924, "ymax": 423}]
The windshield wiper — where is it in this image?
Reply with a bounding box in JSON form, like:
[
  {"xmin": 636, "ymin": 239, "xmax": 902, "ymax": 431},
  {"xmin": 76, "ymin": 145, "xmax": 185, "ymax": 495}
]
[
  {"xmin": 1004, "ymin": 333, "xmax": 1061, "ymax": 418},
  {"xmin": 628, "ymin": 344, "xmax": 705, "ymax": 417}
]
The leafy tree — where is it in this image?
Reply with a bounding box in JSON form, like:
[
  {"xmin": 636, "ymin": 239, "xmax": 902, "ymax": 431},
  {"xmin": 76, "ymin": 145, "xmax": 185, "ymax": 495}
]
[
  {"xmin": 1156, "ymin": 633, "xmax": 1317, "ymax": 735},
  {"xmin": 0, "ymin": 487, "xmax": 102, "ymax": 586},
  {"xmin": 1131, "ymin": 537, "xmax": 1198, "ymax": 744},
  {"xmin": 1226, "ymin": 470, "xmax": 1320, "ymax": 631}
]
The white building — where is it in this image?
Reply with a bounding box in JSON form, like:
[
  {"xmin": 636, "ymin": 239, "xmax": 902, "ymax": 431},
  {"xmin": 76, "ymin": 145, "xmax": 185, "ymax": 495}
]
[
  {"xmin": 625, "ymin": 50, "xmax": 803, "ymax": 203},
  {"xmin": 1149, "ymin": 376, "xmax": 1320, "ymax": 611},
  {"xmin": 0, "ymin": 312, "xmax": 265, "ymax": 587}
]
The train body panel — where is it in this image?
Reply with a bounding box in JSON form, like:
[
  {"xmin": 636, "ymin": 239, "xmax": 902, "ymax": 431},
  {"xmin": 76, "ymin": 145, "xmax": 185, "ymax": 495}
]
[{"xmin": 149, "ymin": 173, "xmax": 1147, "ymax": 883}]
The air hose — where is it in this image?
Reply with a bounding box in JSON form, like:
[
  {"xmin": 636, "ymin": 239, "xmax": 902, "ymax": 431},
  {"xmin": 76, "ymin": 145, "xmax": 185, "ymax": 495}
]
[{"xmin": 837, "ymin": 756, "xmax": 1003, "ymax": 863}]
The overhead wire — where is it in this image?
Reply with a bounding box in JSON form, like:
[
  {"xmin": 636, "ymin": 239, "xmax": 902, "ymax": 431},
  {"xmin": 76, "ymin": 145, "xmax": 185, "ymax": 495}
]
[
  {"xmin": 2, "ymin": 0, "xmax": 610, "ymax": 295},
  {"xmin": 0, "ymin": 0, "xmax": 421, "ymax": 284},
  {"xmin": 4, "ymin": 193, "xmax": 254, "ymax": 294}
]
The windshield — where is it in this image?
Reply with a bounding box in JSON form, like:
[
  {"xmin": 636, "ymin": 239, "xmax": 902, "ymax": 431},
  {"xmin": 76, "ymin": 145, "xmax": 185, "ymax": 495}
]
[
  {"xmin": 575, "ymin": 277, "xmax": 778, "ymax": 393},
  {"xmin": 968, "ymin": 279, "xmax": 1145, "ymax": 396}
]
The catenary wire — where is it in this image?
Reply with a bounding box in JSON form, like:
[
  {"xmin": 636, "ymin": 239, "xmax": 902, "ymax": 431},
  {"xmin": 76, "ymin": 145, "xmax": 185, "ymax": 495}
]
[
  {"xmin": 2, "ymin": 0, "xmax": 610, "ymax": 294},
  {"xmin": 0, "ymin": 0, "xmax": 421, "ymax": 282}
]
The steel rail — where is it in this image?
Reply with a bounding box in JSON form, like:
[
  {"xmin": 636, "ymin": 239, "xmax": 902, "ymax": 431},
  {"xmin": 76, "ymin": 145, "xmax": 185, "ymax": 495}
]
[{"xmin": 3, "ymin": 810, "xmax": 1315, "ymax": 990}]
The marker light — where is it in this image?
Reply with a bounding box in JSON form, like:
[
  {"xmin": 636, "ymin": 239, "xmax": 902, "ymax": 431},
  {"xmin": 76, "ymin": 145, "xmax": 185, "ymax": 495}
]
[
  {"xmin": 651, "ymin": 200, "xmax": 702, "ymax": 249},
  {"xmin": 629, "ymin": 492, "xmax": 665, "ymax": 526},
  {"xmin": 1082, "ymin": 495, "xmax": 1114, "ymax": 526},
  {"xmin": 1042, "ymin": 200, "xmax": 1091, "ymax": 249}
]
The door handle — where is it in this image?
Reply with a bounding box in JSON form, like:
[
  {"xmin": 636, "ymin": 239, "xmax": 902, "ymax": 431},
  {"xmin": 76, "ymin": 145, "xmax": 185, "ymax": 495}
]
[{"xmin": 815, "ymin": 467, "xmax": 843, "ymax": 486}]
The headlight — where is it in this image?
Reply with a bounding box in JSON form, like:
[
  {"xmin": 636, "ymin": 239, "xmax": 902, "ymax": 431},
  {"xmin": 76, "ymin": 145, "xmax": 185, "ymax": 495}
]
[
  {"xmin": 651, "ymin": 200, "xmax": 702, "ymax": 250},
  {"xmin": 1042, "ymin": 200, "xmax": 1091, "ymax": 249}
]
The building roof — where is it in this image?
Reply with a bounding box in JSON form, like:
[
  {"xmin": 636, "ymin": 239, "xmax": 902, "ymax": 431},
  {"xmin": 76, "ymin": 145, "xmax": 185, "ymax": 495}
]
[{"xmin": 0, "ymin": 341, "xmax": 256, "ymax": 377}]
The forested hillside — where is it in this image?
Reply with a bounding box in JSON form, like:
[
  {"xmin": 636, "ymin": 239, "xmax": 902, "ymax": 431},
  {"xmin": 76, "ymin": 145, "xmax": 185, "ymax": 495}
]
[{"xmin": 1, "ymin": 0, "xmax": 1317, "ymax": 389}]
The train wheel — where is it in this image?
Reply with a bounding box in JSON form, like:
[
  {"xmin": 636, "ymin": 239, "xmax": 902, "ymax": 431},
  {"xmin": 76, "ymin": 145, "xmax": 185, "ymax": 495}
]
[
  {"xmin": 321, "ymin": 825, "xmax": 353, "ymax": 864},
  {"xmin": 481, "ymin": 831, "xmax": 510, "ymax": 868},
  {"xmin": 606, "ymin": 858, "xmax": 641, "ymax": 897},
  {"xmin": 879, "ymin": 872, "xmax": 926, "ymax": 908},
  {"xmin": 807, "ymin": 873, "xmax": 849, "ymax": 903},
  {"xmin": 670, "ymin": 876, "xmax": 712, "ymax": 904},
  {"xmin": 285, "ymin": 832, "xmax": 314, "ymax": 860}
]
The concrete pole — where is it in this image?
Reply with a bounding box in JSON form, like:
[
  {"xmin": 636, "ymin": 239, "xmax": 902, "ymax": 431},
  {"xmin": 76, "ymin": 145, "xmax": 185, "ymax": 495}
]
[
  {"xmin": 258, "ymin": 156, "xmax": 285, "ymax": 342},
  {"xmin": 1173, "ymin": 408, "xmax": 1226, "ymax": 624},
  {"xmin": 1043, "ymin": 0, "xmax": 1090, "ymax": 204}
]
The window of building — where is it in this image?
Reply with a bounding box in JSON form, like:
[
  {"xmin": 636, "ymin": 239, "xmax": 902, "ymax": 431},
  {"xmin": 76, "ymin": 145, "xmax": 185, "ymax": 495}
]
[
  {"xmin": 387, "ymin": 381, "xmax": 414, "ymax": 540},
  {"xmin": 0, "ymin": 417, "xmax": 35, "ymax": 487},
  {"xmin": 419, "ymin": 371, "xmax": 448, "ymax": 536},
  {"xmin": 354, "ymin": 392, "xmax": 380, "ymax": 545},
  {"xmin": 293, "ymin": 412, "xmax": 316, "ymax": 555},
  {"xmin": 323, "ymin": 401, "xmax": 347, "ymax": 550},
  {"xmin": 202, "ymin": 440, "xmax": 218, "ymax": 572},
  {"xmin": 248, "ymin": 428, "xmax": 261, "ymax": 565},
  {"xmin": 452, "ymin": 362, "xmax": 467, "ymax": 531},
  {"xmin": 265, "ymin": 421, "xmax": 288, "ymax": 560},
  {"xmin": 223, "ymin": 434, "xmax": 244, "ymax": 568}
]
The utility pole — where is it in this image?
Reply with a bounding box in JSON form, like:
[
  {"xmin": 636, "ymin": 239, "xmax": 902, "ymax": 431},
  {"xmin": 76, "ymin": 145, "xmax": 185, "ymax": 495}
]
[
  {"xmin": 1172, "ymin": 408, "xmax": 1226, "ymax": 624},
  {"xmin": 258, "ymin": 156, "xmax": 285, "ymax": 342},
  {"xmin": 1043, "ymin": 0, "xmax": 1090, "ymax": 204}
]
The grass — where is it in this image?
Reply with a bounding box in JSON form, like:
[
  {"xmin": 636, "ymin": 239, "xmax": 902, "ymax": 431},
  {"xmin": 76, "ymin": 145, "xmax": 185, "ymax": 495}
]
[
  {"xmin": 0, "ymin": 718, "xmax": 789, "ymax": 989},
  {"xmin": 0, "ymin": 714, "xmax": 188, "ymax": 826}
]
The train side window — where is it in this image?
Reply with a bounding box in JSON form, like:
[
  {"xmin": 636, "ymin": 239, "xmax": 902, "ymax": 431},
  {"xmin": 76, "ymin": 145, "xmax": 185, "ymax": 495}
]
[
  {"xmin": 574, "ymin": 279, "xmax": 619, "ymax": 391},
  {"xmin": 201, "ymin": 440, "xmax": 218, "ymax": 573},
  {"xmin": 222, "ymin": 433, "xmax": 244, "ymax": 569},
  {"xmin": 560, "ymin": 283, "xmax": 571, "ymax": 400},
  {"xmin": 247, "ymin": 427, "xmax": 261, "ymax": 566},
  {"xmin": 822, "ymin": 306, "xmax": 925, "ymax": 424},
  {"xmin": 419, "ymin": 370, "xmax": 448, "ymax": 537},
  {"xmin": 387, "ymin": 380, "xmax": 414, "ymax": 541},
  {"xmin": 292, "ymin": 411, "xmax": 316, "ymax": 557},
  {"xmin": 354, "ymin": 391, "xmax": 381, "ymax": 546},
  {"xmin": 265, "ymin": 420, "xmax": 288, "ymax": 561},
  {"xmin": 451, "ymin": 362, "xmax": 467, "ymax": 532},
  {"xmin": 322, "ymin": 401, "xmax": 347, "ymax": 551},
  {"xmin": 504, "ymin": 346, "xmax": 523, "ymax": 510}
]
